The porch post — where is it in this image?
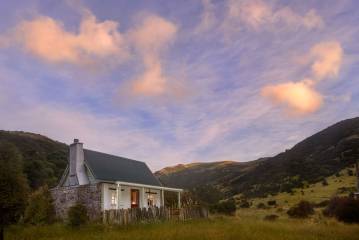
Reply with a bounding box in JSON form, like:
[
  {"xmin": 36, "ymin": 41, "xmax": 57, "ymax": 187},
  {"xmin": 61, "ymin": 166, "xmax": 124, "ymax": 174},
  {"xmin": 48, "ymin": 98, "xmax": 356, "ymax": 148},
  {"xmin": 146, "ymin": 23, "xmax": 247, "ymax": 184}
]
[
  {"xmin": 117, "ymin": 183, "xmax": 121, "ymax": 209},
  {"xmin": 161, "ymin": 189, "xmax": 165, "ymax": 207},
  {"xmin": 141, "ymin": 187, "xmax": 145, "ymax": 208},
  {"xmin": 115, "ymin": 184, "xmax": 119, "ymax": 209},
  {"xmin": 178, "ymin": 191, "xmax": 181, "ymax": 208}
]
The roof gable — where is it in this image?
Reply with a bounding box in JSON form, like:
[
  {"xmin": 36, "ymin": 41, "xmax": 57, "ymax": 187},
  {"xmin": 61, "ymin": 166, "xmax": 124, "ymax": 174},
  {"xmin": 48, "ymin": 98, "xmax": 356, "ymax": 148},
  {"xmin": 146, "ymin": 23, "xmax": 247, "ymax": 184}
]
[{"xmin": 84, "ymin": 149, "xmax": 162, "ymax": 186}]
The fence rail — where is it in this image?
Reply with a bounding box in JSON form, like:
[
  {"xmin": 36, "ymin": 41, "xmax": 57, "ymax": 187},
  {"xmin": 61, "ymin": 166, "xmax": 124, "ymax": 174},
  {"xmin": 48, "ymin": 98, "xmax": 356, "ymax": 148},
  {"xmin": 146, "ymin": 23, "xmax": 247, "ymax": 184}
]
[{"xmin": 103, "ymin": 206, "xmax": 208, "ymax": 225}]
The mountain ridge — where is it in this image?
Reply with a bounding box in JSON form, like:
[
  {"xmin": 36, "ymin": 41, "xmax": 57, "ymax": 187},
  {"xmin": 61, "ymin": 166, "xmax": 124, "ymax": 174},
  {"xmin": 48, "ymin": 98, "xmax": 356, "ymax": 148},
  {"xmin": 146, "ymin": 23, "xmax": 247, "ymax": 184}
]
[{"xmin": 156, "ymin": 117, "xmax": 359, "ymax": 198}]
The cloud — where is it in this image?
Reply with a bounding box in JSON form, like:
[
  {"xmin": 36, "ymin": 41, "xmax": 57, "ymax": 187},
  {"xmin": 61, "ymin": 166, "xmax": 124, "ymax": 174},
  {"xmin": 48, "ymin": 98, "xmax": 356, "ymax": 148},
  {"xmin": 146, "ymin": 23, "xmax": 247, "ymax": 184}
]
[
  {"xmin": 261, "ymin": 81, "xmax": 323, "ymax": 114},
  {"xmin": 194, "ymin": 0, "xmax": 217, "ymax": 34},
  {"xmin": 310, "ymin": 41, "xmax": 343, "ymax": 80},
  {"xmin": 2, "ymin": 12, "xmax": 127, "ymax": 66},
  {"xmin": 0, "ymin": 10, "xmax": 182, "ymax": 97},
  {"xmin": 128, "ymin": 15, "xmax": 177, "ymax": 96},
  {"xmin": 223, "ymin": 0, "xmax": 323, "ymax": 33},
  {"xmin": 227, "ymin": 0, "xmax": 271, "ymax": 30},
  {"xmin": 261, "ymin": 41, "xmax": 343, "ymax": 115}
]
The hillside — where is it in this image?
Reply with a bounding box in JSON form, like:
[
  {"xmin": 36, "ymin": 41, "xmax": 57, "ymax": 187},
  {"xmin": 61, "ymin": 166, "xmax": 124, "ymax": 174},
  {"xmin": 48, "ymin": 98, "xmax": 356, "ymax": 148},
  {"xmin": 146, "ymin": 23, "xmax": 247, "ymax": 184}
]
[
  {"xmin": 156, "ymin": 117, "xmax": 359, "ymax": 198},
  {"xmin": 1, "ymin": 117, "xmax": 358, "ymax": 196},
  {"xmin": 0, "ymin": 131, "xmax": 68, "ymax": 189}
]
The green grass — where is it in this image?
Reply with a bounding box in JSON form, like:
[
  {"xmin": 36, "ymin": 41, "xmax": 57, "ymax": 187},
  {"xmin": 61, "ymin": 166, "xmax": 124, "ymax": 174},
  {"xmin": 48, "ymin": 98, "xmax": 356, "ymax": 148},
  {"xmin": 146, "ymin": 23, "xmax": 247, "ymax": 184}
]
[
  {"xmin": 6, "ymin": 215, "xmax": 359, "ymax": 240},
  {"xmin": 7, "ymin": 168, "xmax": 358, "ymax": 240},
  {"xmin": 250, "ymin": 167, "xmax": 357, "ymax": 209}
]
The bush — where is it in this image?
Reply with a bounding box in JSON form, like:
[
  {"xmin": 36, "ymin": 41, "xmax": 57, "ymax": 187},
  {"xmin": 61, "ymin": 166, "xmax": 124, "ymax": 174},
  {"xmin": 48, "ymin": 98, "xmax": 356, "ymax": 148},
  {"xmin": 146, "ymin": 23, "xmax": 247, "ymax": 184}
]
[
  {"xmin": 287, "ymin": 201, "xmax": 314, "ymax": 218},
  {"xmin": 24, "ymin": 185, "xmax": 55, "ymax": 225},
  {"xmin": 263, "ymin": 214, "xmax": 279, "ymax": 221},
  {"xmin": 267, "ymin": 200, "xmax": 277, "ymax": 206},
  {"xmin": 238, "ymin": 199, "xmax": 250, "ymax": 208},
  {"xmin": 256, "ymin": 203, "xmax": 267, "ymax": 209},
  {"xmin": 210, "ymin": 199, "xmax": 236, "ymax": 215},
  {"xmin": 67, "ymin": 203, "xmax": 88, "ymax": 227},
  {"xmin": 323, "ymin": 197, "xmax": 359, "ymax": 223},
  {"xmin": 321, "ymin": 179, "xmax": 328, "ymax": 186},
  {"xmin": 314, "ymin": 200, "xmax": 330, "ymax": 208}
]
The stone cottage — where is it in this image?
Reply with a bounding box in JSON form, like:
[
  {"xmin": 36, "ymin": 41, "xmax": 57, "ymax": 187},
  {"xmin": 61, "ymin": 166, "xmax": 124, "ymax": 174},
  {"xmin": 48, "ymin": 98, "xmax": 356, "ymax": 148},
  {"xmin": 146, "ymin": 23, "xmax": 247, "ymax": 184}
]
[{"xmin": 51, "ymin": 139, "xmax": 182, "ymax": 219}]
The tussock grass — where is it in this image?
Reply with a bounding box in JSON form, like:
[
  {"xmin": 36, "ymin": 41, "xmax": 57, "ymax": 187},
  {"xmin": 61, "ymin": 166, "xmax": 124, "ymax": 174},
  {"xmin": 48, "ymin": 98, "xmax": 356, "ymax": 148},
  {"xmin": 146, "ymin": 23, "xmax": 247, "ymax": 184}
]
[
  {"xmin": 7, "ymin": 216, "xmax": 359, "ymax": 240},
  {"xmin": 250, "ymin": 167, "xmax": 357, "ymax": 209}
]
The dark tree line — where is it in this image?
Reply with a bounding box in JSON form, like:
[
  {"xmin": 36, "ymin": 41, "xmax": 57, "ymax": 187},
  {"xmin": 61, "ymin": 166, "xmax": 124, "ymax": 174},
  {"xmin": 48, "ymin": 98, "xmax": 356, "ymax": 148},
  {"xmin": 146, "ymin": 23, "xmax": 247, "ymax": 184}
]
[{"xmin": 0, "ymin": 142, "xmax": 29, "ymax": 240}]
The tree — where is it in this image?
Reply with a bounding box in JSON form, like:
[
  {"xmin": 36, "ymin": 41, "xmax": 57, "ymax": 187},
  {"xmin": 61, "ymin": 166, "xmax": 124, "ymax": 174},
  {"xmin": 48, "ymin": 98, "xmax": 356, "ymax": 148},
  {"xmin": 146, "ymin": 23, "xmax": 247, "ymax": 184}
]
[
  {"xmin": 0, "ymin": 142, "xmax": 29, "ymax": 240},
  {"xmin": 287, "ymin": 201, "xmax": 314, "ymax": 218},
  {"xmin": 323, "ymin": 197, "xmax": 359, "ymax": 223},
  {"xmin": 24, "ymin": 185, "xmax": 55, "ymax": 225}
]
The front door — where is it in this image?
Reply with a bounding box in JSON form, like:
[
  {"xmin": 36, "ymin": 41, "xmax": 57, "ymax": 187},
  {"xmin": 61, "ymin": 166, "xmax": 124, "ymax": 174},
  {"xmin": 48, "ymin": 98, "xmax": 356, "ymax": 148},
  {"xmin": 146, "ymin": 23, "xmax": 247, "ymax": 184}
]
[{"xmin": 131, "ymin": 189, "xmax": 140, "ymax": 208}]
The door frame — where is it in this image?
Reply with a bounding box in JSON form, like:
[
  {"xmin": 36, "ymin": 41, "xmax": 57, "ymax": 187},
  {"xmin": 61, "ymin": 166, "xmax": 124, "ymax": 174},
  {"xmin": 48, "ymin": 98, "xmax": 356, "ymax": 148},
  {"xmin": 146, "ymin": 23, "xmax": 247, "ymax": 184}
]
[{"xmin": 130, "ymin": 189, "xmax": 140, "ymax": 208}]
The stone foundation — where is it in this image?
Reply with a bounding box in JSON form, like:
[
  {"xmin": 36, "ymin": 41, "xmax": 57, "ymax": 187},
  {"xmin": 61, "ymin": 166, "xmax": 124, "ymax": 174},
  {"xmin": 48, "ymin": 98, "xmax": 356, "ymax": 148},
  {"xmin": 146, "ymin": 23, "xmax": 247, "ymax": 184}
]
[{"xmin": 50, "ymin": 183, "xmax": 102, "ymax": 220}]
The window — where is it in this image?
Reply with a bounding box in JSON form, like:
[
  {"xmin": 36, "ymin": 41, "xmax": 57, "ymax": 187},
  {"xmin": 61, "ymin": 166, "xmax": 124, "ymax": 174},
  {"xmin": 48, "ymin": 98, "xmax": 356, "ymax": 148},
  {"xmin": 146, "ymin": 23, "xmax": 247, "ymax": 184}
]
[
  {"xmin": 147, "ymin": 194, "xmax": 156, "ymax": 207},
  {"xmin": 111, "ymin": 191, "xmax": 117, "ymax": 206}
]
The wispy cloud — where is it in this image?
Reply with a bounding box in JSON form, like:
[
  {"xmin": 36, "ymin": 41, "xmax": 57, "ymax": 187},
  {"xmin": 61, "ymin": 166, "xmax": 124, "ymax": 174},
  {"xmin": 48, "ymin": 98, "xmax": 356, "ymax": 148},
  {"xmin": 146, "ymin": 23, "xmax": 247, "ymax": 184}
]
[
  {"xmin": 221, "ymin": 0, "xmax": 323, "ymax": 35},
  {"xmin": 0, "ymin": 0, "xmax": 357, "ymax": 170},
  {"xmin": 194, "ymin": 0, "xmax": 216, "ymax": 34},
  {"xmin": 310, "ymin": 41, "xmax": 343, "ymax": 81},
  {"xmin": 128, "ymin": 14, "xmax": 178, "ymax": 96}
]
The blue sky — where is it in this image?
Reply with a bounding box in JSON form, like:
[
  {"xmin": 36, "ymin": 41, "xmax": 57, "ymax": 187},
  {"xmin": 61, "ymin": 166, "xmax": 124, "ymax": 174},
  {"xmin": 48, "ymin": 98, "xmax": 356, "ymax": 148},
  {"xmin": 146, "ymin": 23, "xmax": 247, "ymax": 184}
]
[{"xmin": 0, "ymin": 0, "xmax": 358, "ymax": 170}]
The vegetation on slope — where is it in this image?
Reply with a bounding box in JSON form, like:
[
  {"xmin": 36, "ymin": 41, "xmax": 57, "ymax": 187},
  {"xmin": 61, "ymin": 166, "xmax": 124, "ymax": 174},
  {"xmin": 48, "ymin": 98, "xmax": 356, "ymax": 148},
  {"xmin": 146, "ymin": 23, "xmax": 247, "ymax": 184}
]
[
  {"xmin": 250, "ymin": 166, "xmax": 357, "ymax": 208},
  {"xmin": 156, "ymin": 117, "xmax": 359, "ymax": 198},
  {"xmin": 1, "ymin": 117, "xmax": 358, "ymax": 199},
  {"xmin": 0, "ymin": 131, "xmax": 67, "ymax": 189}
]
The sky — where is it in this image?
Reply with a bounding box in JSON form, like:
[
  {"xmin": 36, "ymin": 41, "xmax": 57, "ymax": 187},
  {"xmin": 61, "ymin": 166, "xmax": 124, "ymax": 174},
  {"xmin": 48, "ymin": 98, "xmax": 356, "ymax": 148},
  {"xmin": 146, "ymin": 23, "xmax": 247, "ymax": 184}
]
[{"xmin": 0, "ymin": 0, "xmax": 358, "ymax": 170}]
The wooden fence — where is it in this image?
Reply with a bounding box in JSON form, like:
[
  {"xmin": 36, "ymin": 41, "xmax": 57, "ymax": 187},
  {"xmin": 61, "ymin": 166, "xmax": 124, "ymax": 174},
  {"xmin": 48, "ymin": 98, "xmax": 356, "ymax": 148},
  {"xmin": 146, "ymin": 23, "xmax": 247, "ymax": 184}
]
[{"xmin": 103, "ymin": 206, "xmax": 208, "ymax": 225}]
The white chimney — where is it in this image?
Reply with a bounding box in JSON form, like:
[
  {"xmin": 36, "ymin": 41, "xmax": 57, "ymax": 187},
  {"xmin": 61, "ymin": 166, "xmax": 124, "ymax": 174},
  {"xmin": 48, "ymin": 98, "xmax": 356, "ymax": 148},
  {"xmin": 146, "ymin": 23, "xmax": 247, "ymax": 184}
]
[{"xmin": 68, "ymin": 139, "xmax": 89, "ymax": 185}]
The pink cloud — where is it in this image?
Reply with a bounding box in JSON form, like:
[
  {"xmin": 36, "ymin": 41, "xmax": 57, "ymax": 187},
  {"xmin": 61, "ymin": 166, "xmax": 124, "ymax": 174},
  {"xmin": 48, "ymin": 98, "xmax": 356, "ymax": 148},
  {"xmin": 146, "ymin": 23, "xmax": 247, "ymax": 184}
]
[
  {"xmin": 261, "ymin": 41, "xmax": 343, "ymax": 115},
  {"xmin": 4, "ymin": 12, "xmax": 127, "ymax": 66},
  {"xmin": 128, "ymin": 15, "xmax": 177, "ymax": 96},
  {"xmin": 310, "ymin": 41, "xmax": 343, "ymax": 80},
  {"xmin": 262, "ymin": 81, "xmax": 322, "ymax": 115},
  {"xmin": 223, "ymin": 0, "xmax": 323, "ymax": 33}
]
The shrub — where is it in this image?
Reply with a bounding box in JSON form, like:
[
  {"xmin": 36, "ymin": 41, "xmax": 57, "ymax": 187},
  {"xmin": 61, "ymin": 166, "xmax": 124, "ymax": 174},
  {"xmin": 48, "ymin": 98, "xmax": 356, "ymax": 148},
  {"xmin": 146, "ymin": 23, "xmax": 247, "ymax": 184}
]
[
  {"xmin": 323, "ymin": 197, "xmax": 359, "ymax": 223},
  {"xmin": 24, "ymin": 185, "xmax": 55, "ymax": 225},
  {"xmin": 321, "ymin": 179, "xmax": 328, "ymax": 186},
  {"xmin": 347, "ymin": 169, "xmax": 354, "ymax": 176},
  {"xmin": 256, "ymin": 203, "xmax": 267, "ymax": 209},
  {"xmin": 267, "ymin": 200, "xmax": 277, "ymax": 206},
  {"xmin": 263, "ymin": 214, "xmax": 279, "ymax": 221},
  {"xmin": 287, "ymin": 201, "xmax": 314, "ymax": 218},
  {"xmin": 238, "ymin": 199, "xmax": 250, "ymax": 208},
  {"xmin": 67, "ymin": 203, "xmax": 88, "ymax": 227},
  {"xmin": 210, "ymin": 199, "xmax": 236, "ymax": 215},
  {"xmin": 314, "ymin": 200, "xmax": 329, "ymax": 208}
]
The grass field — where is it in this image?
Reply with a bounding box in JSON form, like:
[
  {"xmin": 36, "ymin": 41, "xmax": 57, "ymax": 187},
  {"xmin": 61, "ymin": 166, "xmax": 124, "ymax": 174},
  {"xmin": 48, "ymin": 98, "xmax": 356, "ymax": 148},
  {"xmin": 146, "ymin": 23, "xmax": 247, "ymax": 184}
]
[
  {"xmin": 7, "ymin": 168, "xmax": 358, "ymax": 240},
  {"xmin": 7, "ymin": 213, "xmax": 359, "ymax": 240},
  {"xmin": 249, "ymin": 167, "xmax": 357, "ymax": 209}
]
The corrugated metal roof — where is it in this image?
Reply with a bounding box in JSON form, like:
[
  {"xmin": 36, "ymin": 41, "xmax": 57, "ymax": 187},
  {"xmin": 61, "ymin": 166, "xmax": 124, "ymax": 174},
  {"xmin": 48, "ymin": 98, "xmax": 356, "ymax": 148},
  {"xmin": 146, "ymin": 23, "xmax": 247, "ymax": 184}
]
[{"xmin": 84, "ymin": 149, "xmax": 162, "ymax": 186}]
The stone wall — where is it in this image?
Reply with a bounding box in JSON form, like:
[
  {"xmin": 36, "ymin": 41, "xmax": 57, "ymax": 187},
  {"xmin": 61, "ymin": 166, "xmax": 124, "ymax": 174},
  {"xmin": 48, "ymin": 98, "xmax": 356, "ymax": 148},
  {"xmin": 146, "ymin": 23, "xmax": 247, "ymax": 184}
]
[{"xmin": 50, "ymin": 183, "xmax": 102, "ymax": 220}]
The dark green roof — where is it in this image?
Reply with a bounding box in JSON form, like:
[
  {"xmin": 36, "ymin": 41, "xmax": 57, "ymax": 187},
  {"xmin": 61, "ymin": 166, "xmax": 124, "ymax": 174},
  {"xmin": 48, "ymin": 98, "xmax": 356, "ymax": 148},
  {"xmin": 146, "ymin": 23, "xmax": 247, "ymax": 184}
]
[{"xmin": 84, "ymin": 149, "xmax": 162, "ymax": 186}]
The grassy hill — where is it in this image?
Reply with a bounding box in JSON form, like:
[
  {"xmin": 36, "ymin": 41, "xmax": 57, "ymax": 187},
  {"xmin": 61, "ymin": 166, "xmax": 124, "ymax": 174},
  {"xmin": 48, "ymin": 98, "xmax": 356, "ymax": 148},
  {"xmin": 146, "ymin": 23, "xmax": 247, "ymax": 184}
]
[
  {"xmin": 0, "ymin": 130, "xmax": 68, "ymax": 189},
  {"xmin": 156, "ymin": 117, "xmax": 359, "ymax": 199}
]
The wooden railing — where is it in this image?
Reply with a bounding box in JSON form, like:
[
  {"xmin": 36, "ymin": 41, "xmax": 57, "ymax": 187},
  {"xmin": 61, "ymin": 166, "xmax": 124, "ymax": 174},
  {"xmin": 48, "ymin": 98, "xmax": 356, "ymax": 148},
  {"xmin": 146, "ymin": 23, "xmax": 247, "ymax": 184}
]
[{"xmin": 103, "ymin": 206, "xmax": 208, "ymax": 225}]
